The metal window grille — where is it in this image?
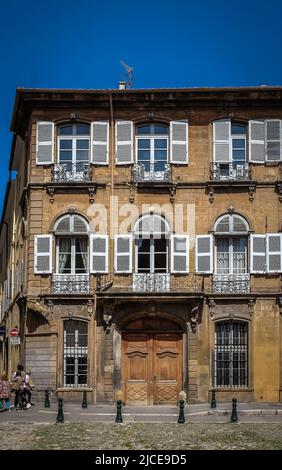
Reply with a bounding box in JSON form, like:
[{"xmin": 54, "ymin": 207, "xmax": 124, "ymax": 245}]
[
  {"xmin": 64, "ymin": 320, "xmax": 88, "ymax": 387},
  {"xmin": 215, "ymin": 321, "xmax": 248, "ymax": 388}
]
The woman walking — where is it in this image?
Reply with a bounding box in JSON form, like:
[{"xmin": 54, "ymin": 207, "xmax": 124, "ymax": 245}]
[{"xmin": 0, "ymin": 373, "xmax": 12, "ymax": 411}]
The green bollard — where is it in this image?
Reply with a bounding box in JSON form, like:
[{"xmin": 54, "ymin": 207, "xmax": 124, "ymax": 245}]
[
  {"xmin": 56, "ymin": 398, "xmax": 64, "ymax": 423},
  {"xmin": 115, "ymin": 399, "xmax": 123, "ymax": 423},
  {"xmin": 44, "ymin": 389, "xmax": 50, "ymax": 408},
  {"xmin": 210, "ymin": 389, "xmax": 216, "ymax": 408},
  {"xmin": 230, "ymin": 397, "xmax": 238, "ymax": 422},
  {"xmin": 178, "ymin": 399, "xmax": 186, "ymax": 423},
  {"xmin": 82, "ymin": 390, "xmax": 88, "ymax": 409}
]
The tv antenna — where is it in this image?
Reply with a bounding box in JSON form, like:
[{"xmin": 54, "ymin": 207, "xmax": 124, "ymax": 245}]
[{"xmin": 120, "ymin": 60, "xmax": 134, "ymax": 89}]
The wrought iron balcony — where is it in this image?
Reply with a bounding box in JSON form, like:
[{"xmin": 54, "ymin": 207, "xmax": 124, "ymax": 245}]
[
  {"xmin": 210, "ymin": 162, "xmax": 250, "ymax": 181},
  {"xmin": 95, "ymin": 273, "xmax": 203, "ymax": 293},
  {"xmin": 52, "ymin": 274, "xmax": 90, "ymax": 294},
  {"xmin": 52, "ymin": 163, "xmax": 91, "ymax": 182},
  {"xmin": 132, "ymin": 163, "xmax": 171, "ymax": 183},
  {"xmin": 213, "ymin": 274, "xmax": 250, "ymax": 294}
]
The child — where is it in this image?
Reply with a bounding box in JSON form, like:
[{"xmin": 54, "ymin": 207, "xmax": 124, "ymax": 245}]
[{"xmin": 0, "ymin": 373, "xmax": 12, "ymax": 411}]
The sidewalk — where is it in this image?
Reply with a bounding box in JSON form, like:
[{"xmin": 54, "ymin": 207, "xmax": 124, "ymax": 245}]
[{"xmin": 1, "ymin": 401, "xmax": 282, "ymax": 423}]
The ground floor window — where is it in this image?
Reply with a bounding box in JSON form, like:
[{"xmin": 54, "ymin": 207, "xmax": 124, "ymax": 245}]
[
  {"xmin": 215, "ymin": 320, "xmax": 248, "ymax": 387},
  {"xmin": 64, "ymin": 320, "xmax": 88, "ymax": 386}
]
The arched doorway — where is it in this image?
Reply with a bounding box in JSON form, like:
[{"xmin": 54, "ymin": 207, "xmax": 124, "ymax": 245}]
[{"xmin": 121, "ymin": 317, "xmax": 183, "ymax": 405}]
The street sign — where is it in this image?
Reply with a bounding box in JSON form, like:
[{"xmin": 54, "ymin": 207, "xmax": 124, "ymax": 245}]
[
  {"xmin": 10, "ymin": 336, "xmax": 20, "ymax": 346},
  {"xmin": 0, "ymin": 326, "xmax": 5, "ymax": 335},
  {"xmin": 10, "ymin": 328, "xmax": 19, "ymax": 337}
]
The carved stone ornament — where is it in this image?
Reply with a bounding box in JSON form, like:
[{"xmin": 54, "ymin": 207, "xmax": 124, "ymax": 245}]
[
  {"xmin": 88, "ymin": 187, "xmax": 96, "ymax": 204},
  {"xmin": 248, "ymin": 298, "xmax": 255, "ymax": 318},
  {"xmin": 169, "ymin": 184, "xmax": 177, "ymax": 204},
  {"xmin": 190, "ymin": 305, "xmax": 199, "ymax": 333},
  {"xmin": 248, "ymin": 184, "xmax": 256, "ymax": 203},
  {"xmin": 47, "ymin": 187, "xmax": 55, "ymax": 204},
  {"xmin": 27, "ymin": 299, "xmax": 50, "ymax": 321},
  {"xmin": 207, "ymin": 298, "xmax": 216, "ymax": 317},
  {"xmin": 103, "ymin": 301, "xmax": 116, "ymax": 334},
  {"xmin": 208, "ymin": 185, "xmax": 214, "ymax": 204},
  {"xmin": 87, "ymin": 298, "xmax": 96, "ymax": 318}
]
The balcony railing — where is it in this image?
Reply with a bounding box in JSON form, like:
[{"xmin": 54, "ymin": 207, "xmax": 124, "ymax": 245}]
[
  {"xmin": 52, "ymin": 274, "xmax": 90, "ymax": 294},
  {"xmin": 213, "ymin": 274, "xmax": 250, "ymax": 293},
  {"xmin": 132, "ymin": 163, "xmax": 171, "ymax": 183},
  {"xmin": 52, "ymin": 163, "xmax": 91, "ymax": 182},
  {"xmin": 95, "ymin": 273, "xmax": 204, "ymax": 293},
  {"xmin": 210, "ymin": 162, "xmax": 250, "ymax": 181}
]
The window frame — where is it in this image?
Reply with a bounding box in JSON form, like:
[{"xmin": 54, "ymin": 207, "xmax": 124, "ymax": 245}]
[
  {"xmin": 56, "ymin": 236, "xmax": 89, "ymax": 275},
  {"xmin": 135, "ymin": 124, "xmax": 169, "ymax": 168},
  {"xmin": 57, "ymin": 123, "xmax": 90, "ymax": 165},
  {"xmin": 214, "ymin": 320, "xmax": 248, "ymax": 388},
  {"xmin": 135, "ymin": 236, "xmax": 169, "ymax": 274},
  {"xmin": 215, "ymin": 236, "xmax": 248, "ymax": 275},
  {"xmin": 63, "ymin": 320, "xmax": 88, "ymax": 387}
]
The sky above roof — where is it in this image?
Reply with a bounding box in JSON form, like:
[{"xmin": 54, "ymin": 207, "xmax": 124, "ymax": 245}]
[{"xmin": 0, "ymin": 0, "xmax": 282, "ymax": 214}]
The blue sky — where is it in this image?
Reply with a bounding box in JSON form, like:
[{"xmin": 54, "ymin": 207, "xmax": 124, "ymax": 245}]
[{"xmin": 0, "ymin": 0, "xmax": 282, "ymax": 213}]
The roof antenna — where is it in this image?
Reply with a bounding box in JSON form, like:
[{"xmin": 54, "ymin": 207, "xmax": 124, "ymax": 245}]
[{"xmin": 120, "ymin": 60, "xmax": 134, "ymax": 89}]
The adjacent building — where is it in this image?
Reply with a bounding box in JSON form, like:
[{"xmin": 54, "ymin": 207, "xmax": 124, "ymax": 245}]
[{"xmin": 0, "ymin": 86, "xmax": 281, "ymax": 404}]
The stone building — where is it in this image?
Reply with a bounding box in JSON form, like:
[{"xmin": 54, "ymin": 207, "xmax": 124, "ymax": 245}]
[{"xmin": 0, "ymin": 86, "xmax": 281, "ymax": 404}]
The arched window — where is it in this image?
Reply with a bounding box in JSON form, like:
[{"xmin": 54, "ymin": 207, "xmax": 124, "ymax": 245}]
[
  {"xmin": 214, "ymin": 214, "xmax": 249, "ymax": 275},
  {"xmin": 215, "ymin": 320, "xmax": 248, "ymax": 387},
  {"xmin": 64, "ymin": 320, "xmax": 88, "ymax": 387},
  {"xmin": 58, "ymin": 123, "xmax": 90, "ymax": 169},
  {"xmin": 54, "ymin": 214, "xmax": 89, "ymax": 275},
  {"xmin": 134, "ymin": 213, "xmax": 170, "ymax": 274},
  {"xmin": 136, "ymin": 124, "xmax": 169, "ymax": 173}
]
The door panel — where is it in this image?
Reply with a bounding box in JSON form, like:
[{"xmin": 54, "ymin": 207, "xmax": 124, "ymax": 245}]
[
  {"xmin": 123, "ymin": 334, "xmax": 151, "ymax": 404},
  {"xmin": 122, "ymin": 331, "xmax": 182, "ymax": 405}
]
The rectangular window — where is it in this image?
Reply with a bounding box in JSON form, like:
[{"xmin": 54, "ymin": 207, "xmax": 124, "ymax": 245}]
[
  {"xmin": 215, "ymin": 321, "xmax": 248, "ymax": 388},
  {"xmin": 64, "ymin": 320, "xmax": 88, "ymax": 387}
]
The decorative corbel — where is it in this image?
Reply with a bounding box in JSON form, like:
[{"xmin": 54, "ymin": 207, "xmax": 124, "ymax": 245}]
[
  {"xmin": 47, "ymin": 187, "xmax": 55, "ymax": 204},
  {"xmin": 190, "ymin": 305, "xmax": 199, "ymax": 333},
  {"xmin": 248, "ymin": 298, "xmax": 255, "ymax": 318},
  {"xmin": 86, "ymin": 298, "xmax": 96, "ymax": 318},
  {"xmin": 88, "ymin": 187, "xmax": 96, "ymax": 204},
  {"xmin": 128, "ymin": 183, "xmax": 136, "ymax": 204},
  {"xmin": 276, "ymin": 183, "xmax": 282, "ymax": 203},
  {"xmin": 248, "ymin": 184, "xmax": 256, "ymax": 203},
  {"xmin": 46, "ymin": 299, "xmax": 54, "ymax": 320},
  {"xmin": 169, "ymin": 184, "xmax": 177, "ymax": 204},
  {"xmin": 277, "ymin": 296, "xmax": 282, "ymax": 316},
  {"xmin": 103, "ymin": 301, "xmax": 116, "ymax": 334},
  {"xmin": 208, "ymin": 184, "xmax": 214, "ymax": 204},
  {"xmin": 207, "ymin": 298, "xmax": 216, "ymax": 317}
]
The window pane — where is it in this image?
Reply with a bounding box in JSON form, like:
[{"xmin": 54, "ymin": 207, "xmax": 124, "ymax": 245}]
[
  {"xmin": 76, "ymin": 150, "xmax": 89, "ymax": 161},
  {"xmin": 153, "ymin": 125, "xmax": 168, "ymax": 135},
  {"xmin": 154, "ymin": 139, "xmax": 167, "ymax": 149},
  {"xmin": 231, "ymin": 124, "xmax": 246, "ymax": 135},
  {"xmin": 233, "ymin": 150, "xmax": 245, "ymax": 161},
  {"xmin": 59, "ymin": 151, "xmax": 72, "ymax": 162},
  {"xmin": 138, "ymin": 139, "xmax": 150, "ymax": 149},
  {"xmin": 64, "ymin": 321, "xmax": 88, "ymax": 387},
  {"xmin": 154, "ymin": 238, "xmax": 167, "ymax": 252},
  {"xmin": 136, "ymin": 125, "xmax": 151, "ymax": 135},
  {"xmin": 76, "ymin": 139, "xmax": 89, "ymax": 149},
  {"xmin": 154, "ymin": 252, "xmax": 167, "ymax": 272},
  {"xmin": 138, "ymin": 151, "xmax": 150, "ymax": 161},
  {"xmin": 138, "ymin": 254, "xmax": 150, "ymax": 271},
  {"xmin": 137, "ymin": 238, "xmax": 150, "ymax": 252},
  {"xmin": 60, "ymin": 140, "xmax": 72, "ymax": 149},
  {"xmin": 76, "ymin": 125, "xmax": 90, "ymax": 135},
  {"xmin": 59, "ymin": 125, "xmax": 73, "ymax": 135},
  {"xmin": 232, "ymin": 139, "xmax": 245, "ymax": 149},
  {"xmin": 154, "ymin": 150, "xmax": 167, "ymax": 161}
]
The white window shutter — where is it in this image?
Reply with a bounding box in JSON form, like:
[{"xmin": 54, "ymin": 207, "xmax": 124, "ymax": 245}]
[
  {"xmin": 266, "ymin": 120, "xmax": 281, "ymax": 162},
  {"xmin": 195, "ymin": 235, "xmax": 213, "ymax": 273},
  {"xmin": 171, "ymin": 235, "xmax": 189, "ymax": 273},
  {"xmin": 91, "ymin": 121, "xmax": 109, "ymax": 165},
  {"xmin": 34, "ymin": 235, "xmax": 53, "ymax": 274},
  {"xmin": 213, "ymin": 119, "xmax": 231, "ymax": 162},
  {"xmin": 250, "ymin": 234, "xmax": 266, "ymax": 273},
  {"xmin": 249, "ymin": 120, "xmax": 265, "ymax": 163},
  {"xmin": 115, "ymin": 235, "xmax": 132, "ymax": 273},
  {"xmin": 266, "ymin": 233, "xmax": 282, "ymax": 273},
  {"xmin": 90, "ymin": 235, "xmax": 108, "ymax": 273},
  {"xmin": 36, "ymin": 122, "xmax": 54, "ymax": 164},
  {"xmin": 115, "ymin": 121, "xmax": 133, "ymax": 164},
  {"xmin": 170, "ymin": 121, "xmax": 188, "ymax": 164}
]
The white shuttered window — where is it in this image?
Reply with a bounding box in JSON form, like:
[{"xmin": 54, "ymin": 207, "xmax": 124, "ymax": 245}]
[
  {"xmin": 36, "ymin": 122, "xmax": 55, "ymax": 164},
  {"xmin": 34, "ymin": 235, "xmax": 53, "ymax": 273},
  {"xmin": 195, "ymin": 235, "xmax": 213, "ymax": 273},
  {"xmin": 213, "ymin": 119, "xmax": 231, "ymax": 162},
  {"xmin": 115, "ymin": 121, "xmax": 133, "ymax": 164},
  {"xmin": 266, "ymin": 233, "xmax": 282, "ymax": 273},
  {"xmin": 91, "ymin": 121, "xmax": 109, "ymax": 165},
  {"xmin": 170, "ymin": 121, "xmax": 188, "ymax": 164},
  {"xmin": 250, "ymin": 234, "xmax": 266, "ymax": 273},
  {"xmin": 171, "ymin": 235, "xmax": 189, "ymax": 273},
  {"xmin": 115, "ymin": 235, "xmax": 133, "ymax": 273},
  {"xmin": 90, "ymin": 235, "xmax": 108, "ymax": 273}
]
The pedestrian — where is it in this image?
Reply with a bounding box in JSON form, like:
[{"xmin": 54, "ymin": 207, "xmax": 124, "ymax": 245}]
[
  {"xmin": 12, "ymin": 364, "xmax": 27, "ymax": 410},
  {"xmin": 0, "ymin": 373, "xmax": 12, "ymax": 412},
  {"xmin": 24, "ymin": 369, "xmax": 34, "ymax": 408}
]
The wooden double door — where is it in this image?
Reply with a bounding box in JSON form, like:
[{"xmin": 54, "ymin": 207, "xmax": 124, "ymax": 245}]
[{"xmin": 122, "ymin": 318, "xmax": 183, "ymax": 405}]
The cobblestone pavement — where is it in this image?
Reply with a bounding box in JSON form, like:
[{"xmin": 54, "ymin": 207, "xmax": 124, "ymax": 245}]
[{"xmin": 0, "ymin": 422, "xmax": 281, "ymax": 450}]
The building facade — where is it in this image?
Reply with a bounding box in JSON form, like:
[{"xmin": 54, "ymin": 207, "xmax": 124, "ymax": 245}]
[{"xmin": 0, "ymin": 86, "xmax": 282, "ymax": 404}]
